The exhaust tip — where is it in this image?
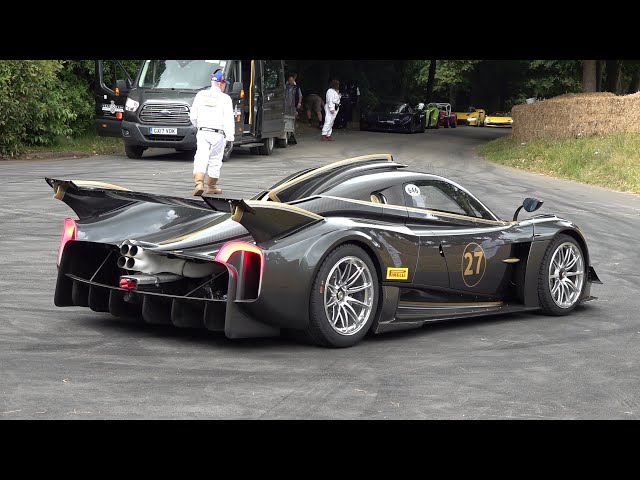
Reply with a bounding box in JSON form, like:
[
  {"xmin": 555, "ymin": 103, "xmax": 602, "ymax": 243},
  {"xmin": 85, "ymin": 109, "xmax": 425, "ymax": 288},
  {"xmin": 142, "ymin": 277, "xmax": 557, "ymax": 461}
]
[
  {"xmin": 129, "ymin": 245, "xmax": 139, "ymax": 257},
  {"xmin": 120, "ymin": 244, "xmax": 130, "ymax": 256},
  {"xmin": 126, "ymin": 257, "xmax": 135, "ymax": 269},
  {"xmin": 117, "ymin": 256, "xmax": 127, "ymax": 268}
]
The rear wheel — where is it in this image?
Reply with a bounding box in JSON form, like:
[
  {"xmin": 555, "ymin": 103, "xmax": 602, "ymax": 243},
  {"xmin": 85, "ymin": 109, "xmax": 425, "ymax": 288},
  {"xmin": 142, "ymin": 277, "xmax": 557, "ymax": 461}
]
[
  {"xmin": 125, "ymin": 145, "xmax": 144, "ymax": 159},
  {"xmin": 538, "ymin": 234, "xmax": 586, "ymax": 315},
  {"xmin": 450, "ymin": 118, "xmax": 457, "ymax": 128},
  {"xmin": 258, "ymin": 137, "xmax": 274, "ymax": 155},
  {"xmin": 275, "ymin": 136, "xmax": 288, "ymax": 148},
  {"xmin": 307, "ymin": 244, "xmax": 378, "ymax": 348}
]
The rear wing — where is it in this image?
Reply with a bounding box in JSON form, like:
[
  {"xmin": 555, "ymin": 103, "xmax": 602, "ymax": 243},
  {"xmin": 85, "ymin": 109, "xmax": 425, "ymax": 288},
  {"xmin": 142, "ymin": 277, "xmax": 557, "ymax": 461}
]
[
  {"xmin": 45, "ymin": 177, "xmax": 210, "ymax": 219},
  {"xmin": 228, "ymin": 199, "xmax": 324, "ymax": 244}
]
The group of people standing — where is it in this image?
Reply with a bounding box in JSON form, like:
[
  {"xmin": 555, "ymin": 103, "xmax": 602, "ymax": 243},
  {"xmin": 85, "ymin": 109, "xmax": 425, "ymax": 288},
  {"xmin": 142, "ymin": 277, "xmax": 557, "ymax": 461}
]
[{"xmin": 189, "ymin": 69, "xmax": 359, "ymax": 197}]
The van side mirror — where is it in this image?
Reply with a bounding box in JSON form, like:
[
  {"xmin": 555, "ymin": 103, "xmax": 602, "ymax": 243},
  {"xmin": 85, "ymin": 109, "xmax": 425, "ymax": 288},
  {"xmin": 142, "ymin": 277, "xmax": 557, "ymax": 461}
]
[
  {"xmin": 115, "ymin": 79, "xmax": 129, "ymax": 96},
  {"xmin": 513, "ymin": 197, "xmax": 543, "ymax": 221},
  {"xmin": 231, "ymin": 81, "xmax": 243, "ymax": 95}
]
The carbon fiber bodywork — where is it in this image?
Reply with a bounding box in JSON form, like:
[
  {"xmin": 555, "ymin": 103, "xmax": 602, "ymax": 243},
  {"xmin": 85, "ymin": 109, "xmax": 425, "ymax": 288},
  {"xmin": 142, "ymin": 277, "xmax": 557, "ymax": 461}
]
[{"xmin": 46, "ymin": 154, "xmax": 601, "ymax": 343}]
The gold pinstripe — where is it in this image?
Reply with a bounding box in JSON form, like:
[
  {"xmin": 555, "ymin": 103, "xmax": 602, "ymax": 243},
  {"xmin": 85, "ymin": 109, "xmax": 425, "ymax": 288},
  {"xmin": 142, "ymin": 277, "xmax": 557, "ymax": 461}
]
[
  {"xmin": 267, "ymin": 154, "xmax": 394, "ymax": 201},
  {"xmin": 72, "ymin": 180, "xmax": 131, "ymax": 191},
  {"xmin": 319, "ymin": 195, "xmax": 508, "ymax": 226}
]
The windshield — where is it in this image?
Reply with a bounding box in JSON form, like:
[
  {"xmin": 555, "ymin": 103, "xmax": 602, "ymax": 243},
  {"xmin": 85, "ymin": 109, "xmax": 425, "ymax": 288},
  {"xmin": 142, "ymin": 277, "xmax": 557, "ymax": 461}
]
[
  {"xmin": 137, "ymin": 60, "xmax": 227, "ymax": 89},
  {"xmin": 378, "ymin": 103, "xmax": 407, "ymax": 113},
  {"xmin": 491, "ymin": 112, "xmax": 510, "ymax": 117}
]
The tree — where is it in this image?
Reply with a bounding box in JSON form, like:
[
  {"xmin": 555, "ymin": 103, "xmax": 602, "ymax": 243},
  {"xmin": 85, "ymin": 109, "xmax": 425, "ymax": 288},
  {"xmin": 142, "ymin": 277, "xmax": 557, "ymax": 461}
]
[
  {"xmin": 426, "ymin": 59, "xmax": 436, "ymax": 103},
  {"xmin": 582, "ymin": 60, "xmax": 597, "ymax": 92}
]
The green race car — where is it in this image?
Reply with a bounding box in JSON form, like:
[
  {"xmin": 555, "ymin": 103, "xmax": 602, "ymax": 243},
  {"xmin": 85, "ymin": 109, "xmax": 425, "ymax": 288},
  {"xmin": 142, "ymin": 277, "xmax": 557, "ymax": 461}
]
[{"xmin": 416, "ymin": 103, "xmax": 440, "ymax": 129}]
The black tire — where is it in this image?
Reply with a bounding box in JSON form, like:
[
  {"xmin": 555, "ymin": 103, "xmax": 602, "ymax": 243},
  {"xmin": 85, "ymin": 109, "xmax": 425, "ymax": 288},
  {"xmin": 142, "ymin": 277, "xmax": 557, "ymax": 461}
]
[
  {"xmin": 420, "ymin": 117, "xmax": 426, "ymax": 133},
  {"xmin": 433, "ymin": 118, "xmax": 439, "ymax": 129},
  {"xmin": 125, "ymin": 145, "xmax": 144, "ymax": 159},
  {"xmin": 307, "ymin": 244, "xmax": 379, "ymax": 348},
  {"xmin": 258, "ymin": 137, "xmax": 274, "ymax": 156},
  {"xmin": 250, "ymin": 147, "xmax": 260, "ymax": 155},
  {"xmin": 275, "ymin": 136, "xmax": 288, "ymax": 148},
  {"xmin": 450, "ymin": 118, "xmax": 457, "ymax": 128},
  {"xmin": 537, "ymin": 234, "xmax": 586, "ymax": 316}
]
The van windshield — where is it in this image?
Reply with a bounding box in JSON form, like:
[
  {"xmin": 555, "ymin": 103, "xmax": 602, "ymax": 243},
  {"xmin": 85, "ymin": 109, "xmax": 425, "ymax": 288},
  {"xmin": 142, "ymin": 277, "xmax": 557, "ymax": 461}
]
[{"xmin": 137, "ymin": 60, "xmax": 227, "ymax": 89}]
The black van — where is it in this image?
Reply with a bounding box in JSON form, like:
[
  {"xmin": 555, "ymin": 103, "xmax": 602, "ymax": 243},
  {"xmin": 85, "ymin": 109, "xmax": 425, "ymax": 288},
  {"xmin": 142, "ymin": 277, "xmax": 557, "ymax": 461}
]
[{"xmin": 95, "ymin": 59, "xmax": 292, "ymax": 159}]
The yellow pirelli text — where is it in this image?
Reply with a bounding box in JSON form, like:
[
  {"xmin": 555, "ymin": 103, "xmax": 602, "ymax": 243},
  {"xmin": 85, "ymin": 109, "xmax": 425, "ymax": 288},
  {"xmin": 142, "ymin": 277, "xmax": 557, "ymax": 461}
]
[{"xmin": 386, "ymin": 267, "xmax": 409, "ymax": 280}]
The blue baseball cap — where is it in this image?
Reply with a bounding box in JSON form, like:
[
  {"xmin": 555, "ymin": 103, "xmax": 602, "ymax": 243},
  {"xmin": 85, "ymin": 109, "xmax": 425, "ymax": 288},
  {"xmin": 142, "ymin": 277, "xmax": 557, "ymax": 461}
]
[{"xmin": 211, "ymin": 71, "xmax": 225, "ymax": 83}]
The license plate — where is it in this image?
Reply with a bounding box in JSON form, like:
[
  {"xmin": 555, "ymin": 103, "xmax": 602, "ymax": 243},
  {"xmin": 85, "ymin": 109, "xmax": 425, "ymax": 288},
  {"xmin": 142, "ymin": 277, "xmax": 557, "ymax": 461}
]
[{"xmin": 149, "ymin": 127, "xmax": 177, "ymax": 135}]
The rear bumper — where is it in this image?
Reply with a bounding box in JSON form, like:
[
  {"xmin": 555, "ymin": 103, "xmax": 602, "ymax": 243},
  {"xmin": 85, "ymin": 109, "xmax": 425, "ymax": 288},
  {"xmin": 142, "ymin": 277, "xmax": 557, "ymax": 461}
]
[{"xmin": 121, "ymin": 120, "xmax": 197, "ymax": 149}]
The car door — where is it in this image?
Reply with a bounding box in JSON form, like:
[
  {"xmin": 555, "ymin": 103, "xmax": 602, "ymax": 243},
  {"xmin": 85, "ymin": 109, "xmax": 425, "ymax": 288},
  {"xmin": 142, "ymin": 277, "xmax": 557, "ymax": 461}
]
[
  {"xmin": 378, "ymin": 183, "xmax": 449, "ymax": 288},
  {"xmin": 94, "ymin": 60, "xmax": 134, "ymax": 137},
  {"xmin": 403, "ymin": 179, "xmax": 533, "ymax": 297},
  {"xmin": 259, "ymin": 59, "xmax": 285, "ymax": 138}
]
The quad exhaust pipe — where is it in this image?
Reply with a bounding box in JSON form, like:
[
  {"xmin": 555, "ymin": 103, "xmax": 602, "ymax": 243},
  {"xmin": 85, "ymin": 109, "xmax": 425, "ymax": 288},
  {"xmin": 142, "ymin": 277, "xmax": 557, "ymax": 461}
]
[{"xmin": 117, "ymin": 241, "xmax": 216, "ymax": 278}]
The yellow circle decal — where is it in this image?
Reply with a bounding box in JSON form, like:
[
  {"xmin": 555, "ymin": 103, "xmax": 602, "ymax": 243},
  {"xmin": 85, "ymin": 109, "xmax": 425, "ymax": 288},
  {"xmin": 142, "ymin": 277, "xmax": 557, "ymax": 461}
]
[{"xmin": 462, "ymin": 242, "xmax": 486, "ymax": 287}]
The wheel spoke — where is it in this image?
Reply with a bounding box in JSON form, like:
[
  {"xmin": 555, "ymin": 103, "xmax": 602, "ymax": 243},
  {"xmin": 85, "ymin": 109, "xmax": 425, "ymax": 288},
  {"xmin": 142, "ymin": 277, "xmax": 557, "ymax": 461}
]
[
  {"xmin": 326, "ymin": 297, "xmax": 338, "ymax": 307},
  {"xmin": 340, "ymin": 261, "xmax": 353, "ymax": 284},
  {"xmin": 339, "ymin": 307, "xmax": 347, "ymax": 330},
  {"xmin": 565, "ymin": 278, "xmax": 579, "ymax": 293},
  {"xmin": 343, "ymin": 302, "xmax": 360, "ymax": 325},
  {"xmin": 551, "ymin": 281, "xmax": 561, "ymax": 296},
  {"xmin": 565, "ymin": 253, "xmax": 578, "ymax": 270},
  {"xmin": 347, "ymin": 282, "xmax": 371, "ymax": 294},
  {"xmin": 550, "ymin": 273, "xmax": 560, "ymax": 279},
  {"xmin": 330, "ymin": 304, "xmax": 338, "ymax": 326},
  {"xmin": 346, "ymin": 296, "xmax": 369, "ymax": 308},
  {"xmin": 345, "ymin": 266, "xmax": 365, "ymax": 287},
  {"xmin": 565, "ymin": 271, "xmax": 583, "ymax": 277}
]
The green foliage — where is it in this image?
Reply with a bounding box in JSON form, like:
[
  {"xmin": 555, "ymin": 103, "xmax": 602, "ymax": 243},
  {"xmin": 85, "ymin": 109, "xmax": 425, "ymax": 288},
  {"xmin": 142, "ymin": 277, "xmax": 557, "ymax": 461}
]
[
  {"xmin": 0, "ymin": 60, "xmax": 74, "ymax": 156},
  {"xmin": 0, "ymin": 60, "xmax": 141, "ymax": 157},
  {"xmin": 512, "ymin": 60, "xmax": 582, "ymax": 104}
]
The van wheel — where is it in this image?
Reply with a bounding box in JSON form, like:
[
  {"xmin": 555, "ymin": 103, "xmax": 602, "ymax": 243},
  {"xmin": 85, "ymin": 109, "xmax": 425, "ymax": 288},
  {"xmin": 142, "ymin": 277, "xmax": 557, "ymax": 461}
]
[
  {"xmin": 275, "ymin": 136, "xmax": 288, "ymax": 148},
  {"xmin": 258, "ymin": 137, "xmax": 274, "ymax": 156},
  {"xmin": 125, "ymin": 145, "xmax": 144, "ymax": 159}
]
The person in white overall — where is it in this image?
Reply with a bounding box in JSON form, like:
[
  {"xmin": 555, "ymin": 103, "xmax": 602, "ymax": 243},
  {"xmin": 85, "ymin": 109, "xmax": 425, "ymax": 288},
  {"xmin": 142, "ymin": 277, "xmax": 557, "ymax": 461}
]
[
  {"xmin": 189, "ymin": 70, "xmax": 235, "ymax": 196},
  {"xmin": 321, "ymin": 79, "xmax": 341, "ymax": 141}
]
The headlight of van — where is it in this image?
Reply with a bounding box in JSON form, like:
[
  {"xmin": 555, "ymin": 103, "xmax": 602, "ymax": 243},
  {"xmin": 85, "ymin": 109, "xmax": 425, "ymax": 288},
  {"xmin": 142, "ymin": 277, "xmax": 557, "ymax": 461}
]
[{"xmin": 125, "ymin": 98, "xmax": 140, "ymax": 112}]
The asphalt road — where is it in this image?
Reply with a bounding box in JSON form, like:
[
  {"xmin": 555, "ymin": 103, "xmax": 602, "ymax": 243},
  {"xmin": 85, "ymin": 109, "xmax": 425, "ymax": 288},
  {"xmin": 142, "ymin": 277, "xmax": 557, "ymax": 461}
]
[{"xmin": 1, "ymin": 125, "xmax": 639, "ymax": 419}]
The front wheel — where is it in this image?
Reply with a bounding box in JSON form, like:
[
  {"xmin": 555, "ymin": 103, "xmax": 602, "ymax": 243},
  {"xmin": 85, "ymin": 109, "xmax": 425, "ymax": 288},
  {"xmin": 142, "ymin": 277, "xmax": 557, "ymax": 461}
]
[
  {"xmin": 307, "ymin": 244, "xmax": 379, "ymax": 347},
  {"xmin": 538, "ymin": 234, "xmax": 586, "ymax": 315},
  {"xmin": 125, "ymin": 145, "xmax": 144, "ymax": 159}
]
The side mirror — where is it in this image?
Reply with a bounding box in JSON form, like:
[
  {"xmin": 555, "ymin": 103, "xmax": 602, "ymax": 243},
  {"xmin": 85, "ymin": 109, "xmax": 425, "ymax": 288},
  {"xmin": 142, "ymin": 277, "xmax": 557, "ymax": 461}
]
[
  {"xmin": 115, "ymin": 79, "xmax": 129, "ymax": 96},
  {"xmin": 513, "ymin": 197, "xmax": 543, "ymax": 221},
  {"xmin": 231, "ymin": 81, "xmax": 243, "ymax": 95}
]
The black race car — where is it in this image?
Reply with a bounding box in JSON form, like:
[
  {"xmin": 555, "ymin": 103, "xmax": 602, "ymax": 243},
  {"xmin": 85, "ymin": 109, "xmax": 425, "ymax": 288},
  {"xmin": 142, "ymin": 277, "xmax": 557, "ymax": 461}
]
[
  {"xmin": 360, "ymin": 102, "xmax": 426, "ymax": 133},
  {"xmin": 47, "ymin": 154, "xmax": 601, "ymax": 348}
]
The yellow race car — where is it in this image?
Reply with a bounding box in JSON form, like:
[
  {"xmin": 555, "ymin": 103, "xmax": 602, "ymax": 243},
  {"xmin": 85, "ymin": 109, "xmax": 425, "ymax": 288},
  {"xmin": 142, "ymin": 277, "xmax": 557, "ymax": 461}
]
[
  {"xmin": 453, "ymin": 105, "xmax": 486, "ymax": 126},
  {"xmin": 484, "ymin": 111, "xmax": 513, "ymax": 127}
]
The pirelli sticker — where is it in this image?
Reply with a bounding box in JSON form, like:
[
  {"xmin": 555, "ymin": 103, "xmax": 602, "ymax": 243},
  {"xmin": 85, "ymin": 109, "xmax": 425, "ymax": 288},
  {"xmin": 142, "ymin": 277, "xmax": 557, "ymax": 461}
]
[{"xmin": 386, "ymin": 267, "xmax": 409, "ymax": 280}]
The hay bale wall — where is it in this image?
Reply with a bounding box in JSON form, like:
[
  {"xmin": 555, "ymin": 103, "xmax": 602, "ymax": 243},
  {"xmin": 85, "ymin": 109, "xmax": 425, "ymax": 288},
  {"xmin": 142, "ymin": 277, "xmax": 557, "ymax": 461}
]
[{"xmin": 512, "ymin": 92, "xmax": 640, "ymax": 141}]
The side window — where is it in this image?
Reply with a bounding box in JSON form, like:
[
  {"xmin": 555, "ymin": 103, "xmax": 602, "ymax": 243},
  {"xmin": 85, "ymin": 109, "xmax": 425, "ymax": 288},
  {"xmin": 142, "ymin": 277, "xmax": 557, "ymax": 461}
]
[
  {"xmin": 264, "ymin": 60, "xmax": 281, "ymax": 90},
  {"xmin": 403, "ymin": 180, "xmax": 494, "ymax": 220}
]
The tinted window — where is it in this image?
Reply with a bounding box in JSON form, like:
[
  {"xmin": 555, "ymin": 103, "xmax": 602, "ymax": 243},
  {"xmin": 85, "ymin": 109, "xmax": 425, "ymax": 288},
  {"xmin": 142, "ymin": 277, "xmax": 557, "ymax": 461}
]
[
  {"xmin": 403, "ymin": 180, "xmax": 495, "ymax": 220},
  {"xmin": 264, "ymin": 60, "xmax": 281, "ymax": 90}
]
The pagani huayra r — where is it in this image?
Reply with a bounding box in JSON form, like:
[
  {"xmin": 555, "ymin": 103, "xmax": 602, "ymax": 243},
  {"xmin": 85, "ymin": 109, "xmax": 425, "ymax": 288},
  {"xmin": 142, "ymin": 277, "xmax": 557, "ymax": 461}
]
[{"xmin": 47, "ymin": 154, "xmax": 601, "ymax": 347}]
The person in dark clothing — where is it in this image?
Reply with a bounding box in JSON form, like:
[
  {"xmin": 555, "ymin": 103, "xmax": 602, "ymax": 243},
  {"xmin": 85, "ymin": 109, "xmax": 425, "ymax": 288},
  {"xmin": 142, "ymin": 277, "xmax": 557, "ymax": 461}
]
[
  {"xmin": 334, "ymin": 81, "xmax": 359, "ymax": 129},
  {"xmin": 285, "ymin": 73, "xmax": 302, "ymax": 144}
]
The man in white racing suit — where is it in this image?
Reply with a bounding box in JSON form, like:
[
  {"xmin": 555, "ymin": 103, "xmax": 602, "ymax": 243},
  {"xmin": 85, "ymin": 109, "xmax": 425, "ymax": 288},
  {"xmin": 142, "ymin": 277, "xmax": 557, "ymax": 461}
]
[
  {"xmin": 189, "ymin": 70, "xmax": 235, "ymax": 196},
  {"xmin": 321, "ymin": 79, "xmax": 341, "ymax": 141}
]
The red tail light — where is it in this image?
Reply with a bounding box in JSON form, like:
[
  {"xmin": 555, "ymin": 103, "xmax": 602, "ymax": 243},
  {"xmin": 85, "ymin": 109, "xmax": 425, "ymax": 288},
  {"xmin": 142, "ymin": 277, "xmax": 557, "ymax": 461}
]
[
  {"xmin": 58, "ymin": 218, "xmax": 77, "ymax": 266},
  {"xmin": 215, "ymin": 241, "xmax": 264, "ymax": 300},
  {"xmin": 215, "ymin": 241, "xmax": 263, "ymax": 265}
]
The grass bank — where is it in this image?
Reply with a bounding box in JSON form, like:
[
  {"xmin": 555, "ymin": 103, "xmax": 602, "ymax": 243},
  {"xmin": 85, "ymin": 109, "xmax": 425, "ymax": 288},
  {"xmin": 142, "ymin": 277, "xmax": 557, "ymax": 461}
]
[
  {"xmin": 476, "ymin": 132, "xmax": 640, "ymax": 195},
  {"xmin": 1, "ymin": 133, "xmax": 124, "ymax": 160}
]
